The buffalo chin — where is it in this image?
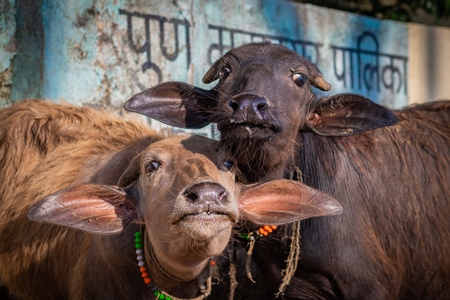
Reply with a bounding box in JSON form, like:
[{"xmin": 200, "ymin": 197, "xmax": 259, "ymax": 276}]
[
  {"xmin": 179, "ymin": 213, "xmax": 233, "ymax": 241},
  {"xmin": 219, "ymin": 123, "xmax": 278, "ymax": 142}
]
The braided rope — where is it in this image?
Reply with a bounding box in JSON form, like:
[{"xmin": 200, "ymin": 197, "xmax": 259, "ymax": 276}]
[
  {"xmin": 274, "ymin": 165, "xmax": 303, "ymax": 297},
  {"xmin": 276, "ymin": 220, "xmax": 301, "ymax": 298}
]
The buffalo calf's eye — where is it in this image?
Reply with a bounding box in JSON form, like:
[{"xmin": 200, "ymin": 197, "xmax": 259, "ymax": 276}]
[
  {"xmin": 220, "ymin": 66, "xmax": 231, "ymax": 79},
  {"xmin": 145, "ymin": 161, "xmax": 160, "ymax": 173},
  {"xmin": 293, "ymin": 73, "xmax": 307, "ymax": 87},
  {"xmin": 223, "ymin": 160, "xmax": 234, "ymax": 170}
]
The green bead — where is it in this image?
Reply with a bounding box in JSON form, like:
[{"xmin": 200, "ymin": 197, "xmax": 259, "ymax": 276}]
[
  {"xmin": 159, "ymin": 294, "xmax": 165, "ymax": 299},
  {"xmin": 166, "ymin": 297, "xmax": 172, "ymax": 300},
  {"xmin": 135, "ymin": 232, "xmax": 141, "ymax": 237},
  {"xmin": 135, "ymin": 237, "xmax": 141, "ymax": 243},
  {"xmin": 154, "ymin": 291, "xmax": 159, "ymax": 296},
  {"xmin": 135, "ymin": 243, "xmax": 142, "ymax": 249},
  {"xmin": 240, "ymin": 233, "xmax": 249, "ymax": 240}
]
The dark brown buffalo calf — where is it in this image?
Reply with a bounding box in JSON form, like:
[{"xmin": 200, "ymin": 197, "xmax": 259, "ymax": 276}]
[
  {"xmin": 126, "ymin": 42, "xmax": 450, "ymax": 299},
  {"xmin": 0, "ymin": 100, "xmax": 341, "ymax": 299}
]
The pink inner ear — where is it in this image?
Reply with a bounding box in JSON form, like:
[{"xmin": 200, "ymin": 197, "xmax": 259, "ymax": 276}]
[
  {"xmin": 238, "ymin": 180, "xmax": 342, "ymax": 225},
  {"xmin": 28, "ymin": 184, "xmax": 137, "ymax": 234},
  {"xmin": 307, "ymin": 112, "xmax": 321, "ymax": 126}
]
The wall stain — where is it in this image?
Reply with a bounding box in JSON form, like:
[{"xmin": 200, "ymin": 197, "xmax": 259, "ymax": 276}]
[{"xmin": 0, "ymin": 65, "xmax": 13, "ymax": 107}]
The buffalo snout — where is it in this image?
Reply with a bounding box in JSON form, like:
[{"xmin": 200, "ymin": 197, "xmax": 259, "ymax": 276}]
[
  {"xmin": 175, "ymin": 180, "xmax": 237, "ymax": 229},
  {"xmin": 183, "ymin": 182, "xmax": 228, "ymax": 205},
  {"xmin": 228, "ymin": 93, "xmax": 268, "ymax": 124}
]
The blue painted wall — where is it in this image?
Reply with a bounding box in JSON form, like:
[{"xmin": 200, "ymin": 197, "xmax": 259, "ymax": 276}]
[
  {"xmin": 0, "ymin": 0, "xmax": 16, "ymax": 107},
  {"xmin": 2, "ymin": 0, "xmax": 409, "ymax": 135}
]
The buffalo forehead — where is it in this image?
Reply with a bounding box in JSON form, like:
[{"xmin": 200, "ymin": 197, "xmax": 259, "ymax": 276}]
[
  {"xmin": 145, "ymin": 134, "xmax": 219, "ymax": 166},
  {"xmin": 225, "ymin": 42, "xmax": 304, "ymax": 69}
]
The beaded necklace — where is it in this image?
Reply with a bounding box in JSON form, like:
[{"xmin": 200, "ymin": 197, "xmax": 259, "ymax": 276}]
[
  {"xmin": 134, "ymin": 231, "xmax": 214, "ymax": 300},
  {"xmin": 239, "ymin": 225, "xmax": 277, "ymax": 283},
  {"xmin": 240, "ymin": 225, "xmax": 277, "ymax": 241}
]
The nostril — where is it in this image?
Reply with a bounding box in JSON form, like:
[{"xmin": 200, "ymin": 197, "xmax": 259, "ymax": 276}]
[
  {"xmin": 218, "ymin": 189, "xmax": 227, "ymax": 202},
  {"xmin": 255, "ymin": 98, "xmax": 268, "ymax": 111},
  {"xmin": 185, "ymin": 183, "xmax": 227, "ymax": 205},
  {"xmin": 228, "ymin": 100, "xmax": 239, "ymax": 111},
  {"xmin": 257, "ymin": 102, "xmax": 267, "ymax": 111},
  {"xmin": 184, "ymin": 191, "xmax": 198, "ymax": 202}
]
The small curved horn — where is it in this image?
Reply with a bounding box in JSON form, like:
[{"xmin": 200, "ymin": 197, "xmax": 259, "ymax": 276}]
[
  {"xmin": 306, "ymin": 61, "xmax": 332, "ymax": 91},
  {"xmin": 310, "ymin": 75, "xmax": 332, "ymax": 91}
]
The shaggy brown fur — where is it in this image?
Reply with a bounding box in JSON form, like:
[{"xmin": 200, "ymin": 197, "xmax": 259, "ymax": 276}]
[
  {"xmin": 0, "ymin": 100, "xmax": 163, "ymax": 299},
  {"xmin": 271, "ymin": 101, "xmax": 450, "ymax": 299}
]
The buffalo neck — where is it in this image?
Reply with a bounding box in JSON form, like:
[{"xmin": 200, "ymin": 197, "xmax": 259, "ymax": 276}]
[
  {"xmin": 225, "ymin": 135, "xmax": 297, "ymax": 183},
  {"xmin": 142, "ymin": 230, "xmax": 212, "ymax": 298},
  {"xmin": 296, "ymin": 132, "xmax": 339, "ymax": 192}
]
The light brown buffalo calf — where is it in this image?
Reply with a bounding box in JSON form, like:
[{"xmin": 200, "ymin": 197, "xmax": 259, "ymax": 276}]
[{"xmin": 0, "ymin": 100, "xmax": 341, "ymax": 299}]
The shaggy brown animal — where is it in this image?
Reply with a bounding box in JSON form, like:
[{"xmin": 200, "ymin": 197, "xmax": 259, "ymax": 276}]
[
  {"xmin": 126, "ymin": 42, "xmax": 450, "ymax": 299},
  {"xmin": 0, "ymin": 100, "xmax": 342, "ymax": 299}
]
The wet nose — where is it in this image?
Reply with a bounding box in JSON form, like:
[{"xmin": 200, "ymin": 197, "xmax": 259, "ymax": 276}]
[
  {"xmin": 228, "ymin": 94, "xmax": 268, "ymax": 114},
  {"xmin": 183, "ymin": 182, "xmax": 228, "ymax": 205}
]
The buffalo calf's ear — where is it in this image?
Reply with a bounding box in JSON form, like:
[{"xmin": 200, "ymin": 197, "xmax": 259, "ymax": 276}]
[
  {"xmin": 124, "ymin": 82, "xmax": 218, "ymax": 129},
  {"xmin": 202, "ymin": 59, "xmax": 228, "ymax": 84},
  {"xmin": 118, "ymin": 153, "xmax": 142, "ymax": 187},
  {"xmin": 238, "ymin": 179, "xmax": 342, "ymax": 225},
  {"xmin": 305, "ymin": 93, "xmax": 398, "ymax": 136},
  {"xmin": 28, "ymin": 184, "xmax": 138, "ymax": 234}
]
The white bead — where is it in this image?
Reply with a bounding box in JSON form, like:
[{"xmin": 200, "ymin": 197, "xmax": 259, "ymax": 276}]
[
  {"xmin": 138, "ymin": 261, "xmax": 145, "ymax": 267},
  {"xmin": 136, "ymin": 249, "xmax": 143, "ymax": 255},
  {"xmin": 137, "ymin": 255, "xmax": 143, "ymax": 261}
]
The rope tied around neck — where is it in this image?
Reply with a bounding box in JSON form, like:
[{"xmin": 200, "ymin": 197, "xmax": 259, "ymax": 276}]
[
  {"xmin": 273, "ymin": 165, "xmax": 303, "ymax": 297},
  {"xmin": 235, "ymin": 165, "xmax": 303, "ymax": 298},
  {"xmin": 276, "ymin": 219, "xmax": 301, "ymax": 298}
]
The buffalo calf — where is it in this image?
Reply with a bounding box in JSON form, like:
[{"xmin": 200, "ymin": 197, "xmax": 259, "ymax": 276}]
[
  {"xmin": 0, "ymin": 100, "xmax": 342, "ymax": 299},
  {"xmin": 127, "ymin": 42, "xmax": 450, "ymax": 299}
]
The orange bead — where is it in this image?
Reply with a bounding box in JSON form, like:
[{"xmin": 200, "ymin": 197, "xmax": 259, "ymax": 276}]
[
  {"xmin": 144, "ymin": 278, "xmax": 151, "ymax": 284},
  {"xmin": 262, "ymin": 231, "xmax": 268, "ymax": 236},
  {"xmin": 271, "ymin": 225, "xmax": 277, "ymax": 230},
  {"xmin": 263, "ymin": 225, "xmax": 273, "ymax": 233},
  {"xmin": 141, "ymin": 272, "xmax": 149, "ymax": 278},
  {"xmin": 258, "ymin": 228, "xmax": 265, "ymax": 235},
  {"xmin": 210, "ymin": 260, "xmax": 216, "ymax": 267},
  {"xmin": 140, "ymin": 267, "xmax": 147, "ymax": 273}
]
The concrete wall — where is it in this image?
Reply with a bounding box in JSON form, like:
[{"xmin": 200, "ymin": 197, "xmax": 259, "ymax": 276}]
[
  {"xmin": 1, "ymin": 0, "xmax": 449, "ymax": 136},
  {"xmin": 0, "ymin": 0, "xmax": 16, "ymax": 107}
]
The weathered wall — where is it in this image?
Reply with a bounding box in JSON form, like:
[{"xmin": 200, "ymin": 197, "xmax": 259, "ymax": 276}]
[
  {"xmin": 0, "ymin": 0, "xmax": 16, "ymax": 107},
  {"xmin": 1, "ymin": 0, "xmax": 449, "ymax": 136}
]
